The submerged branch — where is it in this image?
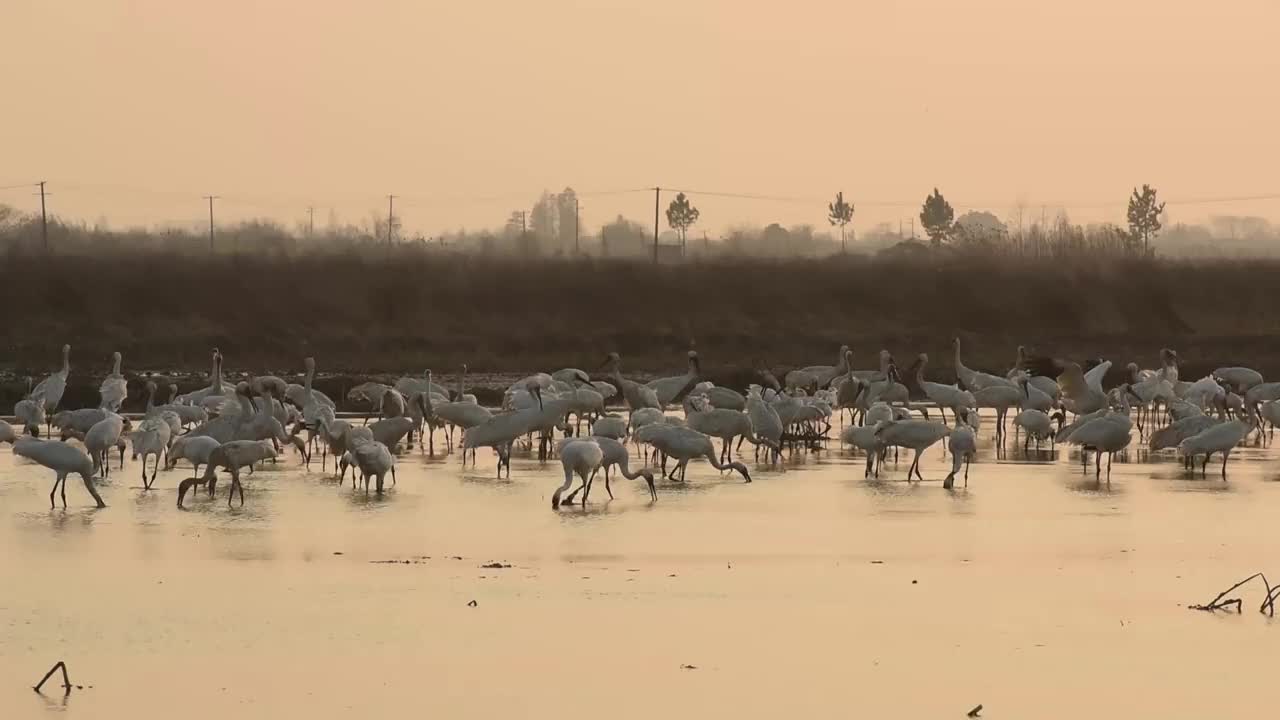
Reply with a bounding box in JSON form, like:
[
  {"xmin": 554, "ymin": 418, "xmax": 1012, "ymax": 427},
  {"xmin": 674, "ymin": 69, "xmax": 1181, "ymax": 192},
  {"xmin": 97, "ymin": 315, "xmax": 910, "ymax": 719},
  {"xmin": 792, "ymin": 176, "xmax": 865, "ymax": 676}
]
[{"xmin": 1188, "ymin": 573, "xmax": 1277, "ymax": 616}]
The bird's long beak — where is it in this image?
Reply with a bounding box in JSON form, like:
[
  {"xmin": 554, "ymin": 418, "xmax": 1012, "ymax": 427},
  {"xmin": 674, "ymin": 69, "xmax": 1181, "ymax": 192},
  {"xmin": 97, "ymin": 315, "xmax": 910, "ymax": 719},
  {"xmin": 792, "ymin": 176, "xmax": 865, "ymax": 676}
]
[{"xmin": 533, "ymin": 386, "xmax": 543, "ymax": 411}]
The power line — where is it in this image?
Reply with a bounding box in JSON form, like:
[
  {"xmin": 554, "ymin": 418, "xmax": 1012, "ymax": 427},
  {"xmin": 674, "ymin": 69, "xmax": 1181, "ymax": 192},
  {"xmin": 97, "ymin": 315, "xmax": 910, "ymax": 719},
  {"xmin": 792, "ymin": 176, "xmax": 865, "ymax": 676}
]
[{"xmin": 0, "ymin": 181, "xmax": 37, "ymax": 191}]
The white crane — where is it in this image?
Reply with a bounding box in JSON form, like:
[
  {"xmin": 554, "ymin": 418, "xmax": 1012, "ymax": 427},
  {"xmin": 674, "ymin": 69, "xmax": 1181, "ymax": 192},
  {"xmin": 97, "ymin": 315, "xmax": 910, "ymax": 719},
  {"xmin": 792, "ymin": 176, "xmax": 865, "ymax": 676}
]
[
  {"xmin": 177, "ymin": 439, "xmax": 277, "ymax": 508},
  {"xmin": 0, "ymin": 420, "xmax": 19, "ymax": 445},
  {"xmin": 1015, "ymin": 375, "xmax": 1055, "ymax": 413},
  {"xmin": 786, "ymin": 344, "xmax": 850, "ymax": 390},
  {"xmin": 178, "ymin": 349, "xmax": 228, "ymax": 406},
  {"xmin": 351, "ymin": 440, "xmax": 396, "ymax": 494},
  {"xmin": 840, "ymin": 421, "xmax": 887, "ymax": 478},
  {"xmin": 237, "ymin": 387, "xmax": 306, "ymax": 459},
  {"xmin": 131, "ymin": 381, "xmax": 173, "ymax": 489},
  {"xmin": 561, "ymin": 436, "xmax": 657, "ymax": 505},
  {"xmin": 683, "ymin": 394, "xmax": 776, "ymax": 463},
  {"xmin": 1260, "ymin": 400, "xmax": 1280, "ymax": 444},
  {"xmin": 553, "ymin": 439, "xmax": 603, "ymax": 509},
  {"xmin": 953, "ymin": 337, "xmax": 1015, "ymax": 391},
  {"xmin": 913, "ymin": 353, "xmax": 972, "ymax": 424},
  {"xmin": 973, "ymin": 384, "xmax": 1023, "ymax": 443},
  {"xmin": 1007, "ymin": 346, "xmax": 1062, "ymax": 400},
  {"xmin": 1057, "ymin": 361, "xmax": 1111, "ymax": 416},
  {"xmin": 590, "ymin": 414, "xmax": 627, "ymax": 440},
  {"xmin": 435, "ymin": 365, "xmax": 493, "ymax": 449},
  {"xmin": 692, "ymin": 382, "xmax": 747, "ymax": 412},
  {"xmin": 159, "ymin": 384, "xmax": 208, "ymax": 427},
  {"xmin": 14, "ymin": 436, "xmax": 105, "ymax": 509},
  {"xmin": 461, "ymin": 385, "xmax": 550, "ymax": 477},
  {"xmin": 1179, "ymin": 419, "xmax": 1254, "ymax": 479},
  {"xmin": 647, "ymin": 350, "xmax": 701, "ymax": 407},
  {"xmin": 84, "ymin": 412, "xmax": 129, "ymax": 478},
  {"xmin": 742, "ymin": 387, "xmax": 784, "ymax": 462},
  {"xmin": 943, "ymin": 410, "xmax": 978, "ymax": 489},
  {"xmin": 14, "ymin": 377, "xmax": 46, "ymax": 437},
  {"xmin": 32, "ymin": 344, "xmax": 72, "ymax": 418},
  {"xmin": 1013, "ymin": 408, "xmax": 1059, "ymax": 450},
  {"xmin": 875, "ymin": 419, "xmax": 952, "ymax": 482},
  {"xmin": 1149, "ymin": 414, "xmax": 1220, "ymax": 452},
  {"xmin": 1062, "ymin": 390, "xmax": 1135, "ymax": 480},
  {"xmin": 648, "ymin": 426, "xmax": 751, "ymax": 483},
  {"xmin": 165, "ymin": 434, "xmax": 222, "ymax": 479},
  {"xmin": 98, "ymin": 351, "xmax": 128, "ymax": 412},
  {"xmin": 601, "ymin": 352, "xmax": 661, "ymax": 410},
  {"xmin": 1213, "ymin": 366, "xmax": 1264, "ymax": 395},
  {"xmin": 368, "ymin": 415, "xmax": 415, "ymax": 450},
  {"xmin": 52, "ymin": 408, "xmax": 116, "ymax": 441}
]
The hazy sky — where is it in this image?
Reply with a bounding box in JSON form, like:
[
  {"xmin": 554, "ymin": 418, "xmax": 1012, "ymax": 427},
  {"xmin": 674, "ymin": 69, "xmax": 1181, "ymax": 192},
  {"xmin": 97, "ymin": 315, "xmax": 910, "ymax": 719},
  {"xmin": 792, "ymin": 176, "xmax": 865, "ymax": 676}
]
[{"xmin": 5, "ymin": 0, "xmax": 1280, "ymax": 238}]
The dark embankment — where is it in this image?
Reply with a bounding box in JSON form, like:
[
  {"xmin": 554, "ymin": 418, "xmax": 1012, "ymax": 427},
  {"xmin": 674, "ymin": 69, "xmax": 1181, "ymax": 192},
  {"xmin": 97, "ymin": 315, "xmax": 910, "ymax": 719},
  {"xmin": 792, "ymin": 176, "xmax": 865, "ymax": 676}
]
[{"xmin": 1, "ymin": 249, "xmax": 1277, "ymax": 410}]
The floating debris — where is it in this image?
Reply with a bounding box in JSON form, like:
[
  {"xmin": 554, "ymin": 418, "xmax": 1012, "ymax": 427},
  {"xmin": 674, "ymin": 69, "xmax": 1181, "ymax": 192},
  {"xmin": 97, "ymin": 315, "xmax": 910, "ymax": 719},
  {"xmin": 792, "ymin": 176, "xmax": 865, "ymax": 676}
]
[
  {"xmin": 481, "ymin": 562, "xmax": 511, "ymax": 569},
  {"xmin": 967, "ymin": 704, "xmax": 983, "ymax": 717},
  {"xmin": 680, "ymin": 664, "xmax": 698, "ymax": 670},
  {"xmin": 467, "ymin": 600, "xmax": 478, "ymax": 607}
]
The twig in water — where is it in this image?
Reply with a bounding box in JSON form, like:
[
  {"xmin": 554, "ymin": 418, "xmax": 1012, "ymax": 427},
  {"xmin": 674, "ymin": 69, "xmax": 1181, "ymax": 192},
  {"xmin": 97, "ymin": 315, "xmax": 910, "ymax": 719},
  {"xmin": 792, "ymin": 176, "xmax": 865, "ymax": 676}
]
[
  {"xmin": 33, "ymin": 661, "xmax": 72, "ymax": 695},
  {"xmin": 967, "ymin": 704, "xmax": 983, "ymax": 718},
  {"xmin": 1188, "ymin": 573, "xmax": 1277, "ymax": 616}
]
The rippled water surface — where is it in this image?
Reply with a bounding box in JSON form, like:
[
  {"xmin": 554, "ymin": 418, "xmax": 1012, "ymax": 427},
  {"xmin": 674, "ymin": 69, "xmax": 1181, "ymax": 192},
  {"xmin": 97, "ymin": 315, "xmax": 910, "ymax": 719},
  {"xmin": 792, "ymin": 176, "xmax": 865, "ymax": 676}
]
[{"xmin": 3, "ymin": 414, "xmax": 1279, "ymax": 718}]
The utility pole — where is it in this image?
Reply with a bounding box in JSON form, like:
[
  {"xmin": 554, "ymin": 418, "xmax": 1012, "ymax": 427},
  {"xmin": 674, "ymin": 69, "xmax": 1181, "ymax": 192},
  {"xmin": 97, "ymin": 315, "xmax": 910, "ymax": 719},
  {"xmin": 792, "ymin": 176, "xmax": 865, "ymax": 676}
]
[
  {"xmin": 37, "ymin": 181, "xmax": 49, "ymax": 251},
  {"xmin": 910, "ymin": 217, "xmax": 915, "ymax": 241},
  {"xmin": 307, "ymin": 206, "xmax": 315, "ymax": 238},
  {"xmin": 652, "ymin": 186, "xmax": 660, "ymax": 264},
  {"xmin": 386, "ymin": 195, "xmax": 397, "ymax": 246},
  {"xmin": 574, "ymin": 197, "xmax": 580, "ymax": 255},
  {"xmin": 203, "ymin": 195, "xmax": 219, "ymax": 253}
]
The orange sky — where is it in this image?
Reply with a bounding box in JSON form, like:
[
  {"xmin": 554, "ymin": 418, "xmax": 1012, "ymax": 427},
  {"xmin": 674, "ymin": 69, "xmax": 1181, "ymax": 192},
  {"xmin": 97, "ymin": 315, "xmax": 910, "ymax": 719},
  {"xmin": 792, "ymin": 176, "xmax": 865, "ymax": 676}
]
[{"xmin": 4, "ymin": 0, "xmax": 1279, "ymax": 237}]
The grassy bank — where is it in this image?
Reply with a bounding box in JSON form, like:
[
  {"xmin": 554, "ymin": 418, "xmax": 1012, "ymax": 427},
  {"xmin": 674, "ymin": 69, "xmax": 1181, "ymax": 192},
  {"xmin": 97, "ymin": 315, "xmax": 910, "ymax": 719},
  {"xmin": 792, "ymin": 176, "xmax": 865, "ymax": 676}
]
[{"xmin": 1, "ymin": 250, "xmax": 1277, "ymax": 410}]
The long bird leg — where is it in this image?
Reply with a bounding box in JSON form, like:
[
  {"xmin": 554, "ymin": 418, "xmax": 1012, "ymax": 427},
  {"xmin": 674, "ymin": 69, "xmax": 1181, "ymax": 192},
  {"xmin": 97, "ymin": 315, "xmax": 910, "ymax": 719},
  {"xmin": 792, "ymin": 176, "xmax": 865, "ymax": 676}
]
[
  {"xmin": 81, "ymin": 472, "xmax": 105, "ymax": 508},
  {"xmin": 228, "ymin": 466, "xmax": 243, "ymax": 507},
  {"xmin": 50, "ymin": 473, "xmax": 64, "ymax": 509}
]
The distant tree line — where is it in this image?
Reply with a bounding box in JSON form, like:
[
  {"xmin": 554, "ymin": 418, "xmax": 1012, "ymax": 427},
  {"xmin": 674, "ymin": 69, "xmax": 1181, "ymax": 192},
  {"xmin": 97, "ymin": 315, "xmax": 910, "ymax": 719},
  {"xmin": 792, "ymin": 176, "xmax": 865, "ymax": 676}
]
[{"xmin": 2, "ymin": 182, "xmax": 1277, "ymax": 259}]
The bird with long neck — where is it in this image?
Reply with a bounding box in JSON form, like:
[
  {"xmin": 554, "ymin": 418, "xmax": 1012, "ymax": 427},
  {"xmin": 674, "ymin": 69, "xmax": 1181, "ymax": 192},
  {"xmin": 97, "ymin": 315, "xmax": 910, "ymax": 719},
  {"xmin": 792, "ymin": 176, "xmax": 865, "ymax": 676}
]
[
  {"xmin": 553, "ymin": 439, "xmax": 603, "ymax": 509},
  {"xmin": 601, "ymin": 352, "xmax": 659, "ymax": 410},
  {"xmin": 650, "ymin": 426, "xmax": 752, "ymax": 483},
  {"xmin": 15, "ymin": 436, "xmax": 105, "ymax": 509},
  {"xmin": 562, "ymin": 436, "xmax": 657, "ymax": 505}
]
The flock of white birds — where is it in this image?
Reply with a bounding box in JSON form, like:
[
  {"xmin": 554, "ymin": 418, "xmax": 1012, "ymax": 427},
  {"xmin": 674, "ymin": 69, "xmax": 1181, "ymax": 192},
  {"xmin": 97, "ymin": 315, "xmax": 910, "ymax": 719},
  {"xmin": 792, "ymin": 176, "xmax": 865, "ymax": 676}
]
[{"xmin": 3, "ymin": 339, "xmax": 1277, "ymax": 511}]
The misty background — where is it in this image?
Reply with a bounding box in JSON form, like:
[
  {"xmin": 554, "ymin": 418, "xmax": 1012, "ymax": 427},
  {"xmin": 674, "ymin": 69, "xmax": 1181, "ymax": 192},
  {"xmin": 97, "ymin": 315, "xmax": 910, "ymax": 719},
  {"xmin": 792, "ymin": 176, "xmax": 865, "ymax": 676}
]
[{"xmin": 3, "ymin": 1, "xmax": 1279, "ymax": 256}]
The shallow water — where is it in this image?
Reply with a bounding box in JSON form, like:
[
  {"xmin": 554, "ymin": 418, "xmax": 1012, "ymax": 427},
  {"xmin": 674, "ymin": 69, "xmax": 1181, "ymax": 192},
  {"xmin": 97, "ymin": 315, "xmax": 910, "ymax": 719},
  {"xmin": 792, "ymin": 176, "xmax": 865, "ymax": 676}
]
[{"xmin": 3, "ymin": 415, "xmax": 1279, "ymax": 719}]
